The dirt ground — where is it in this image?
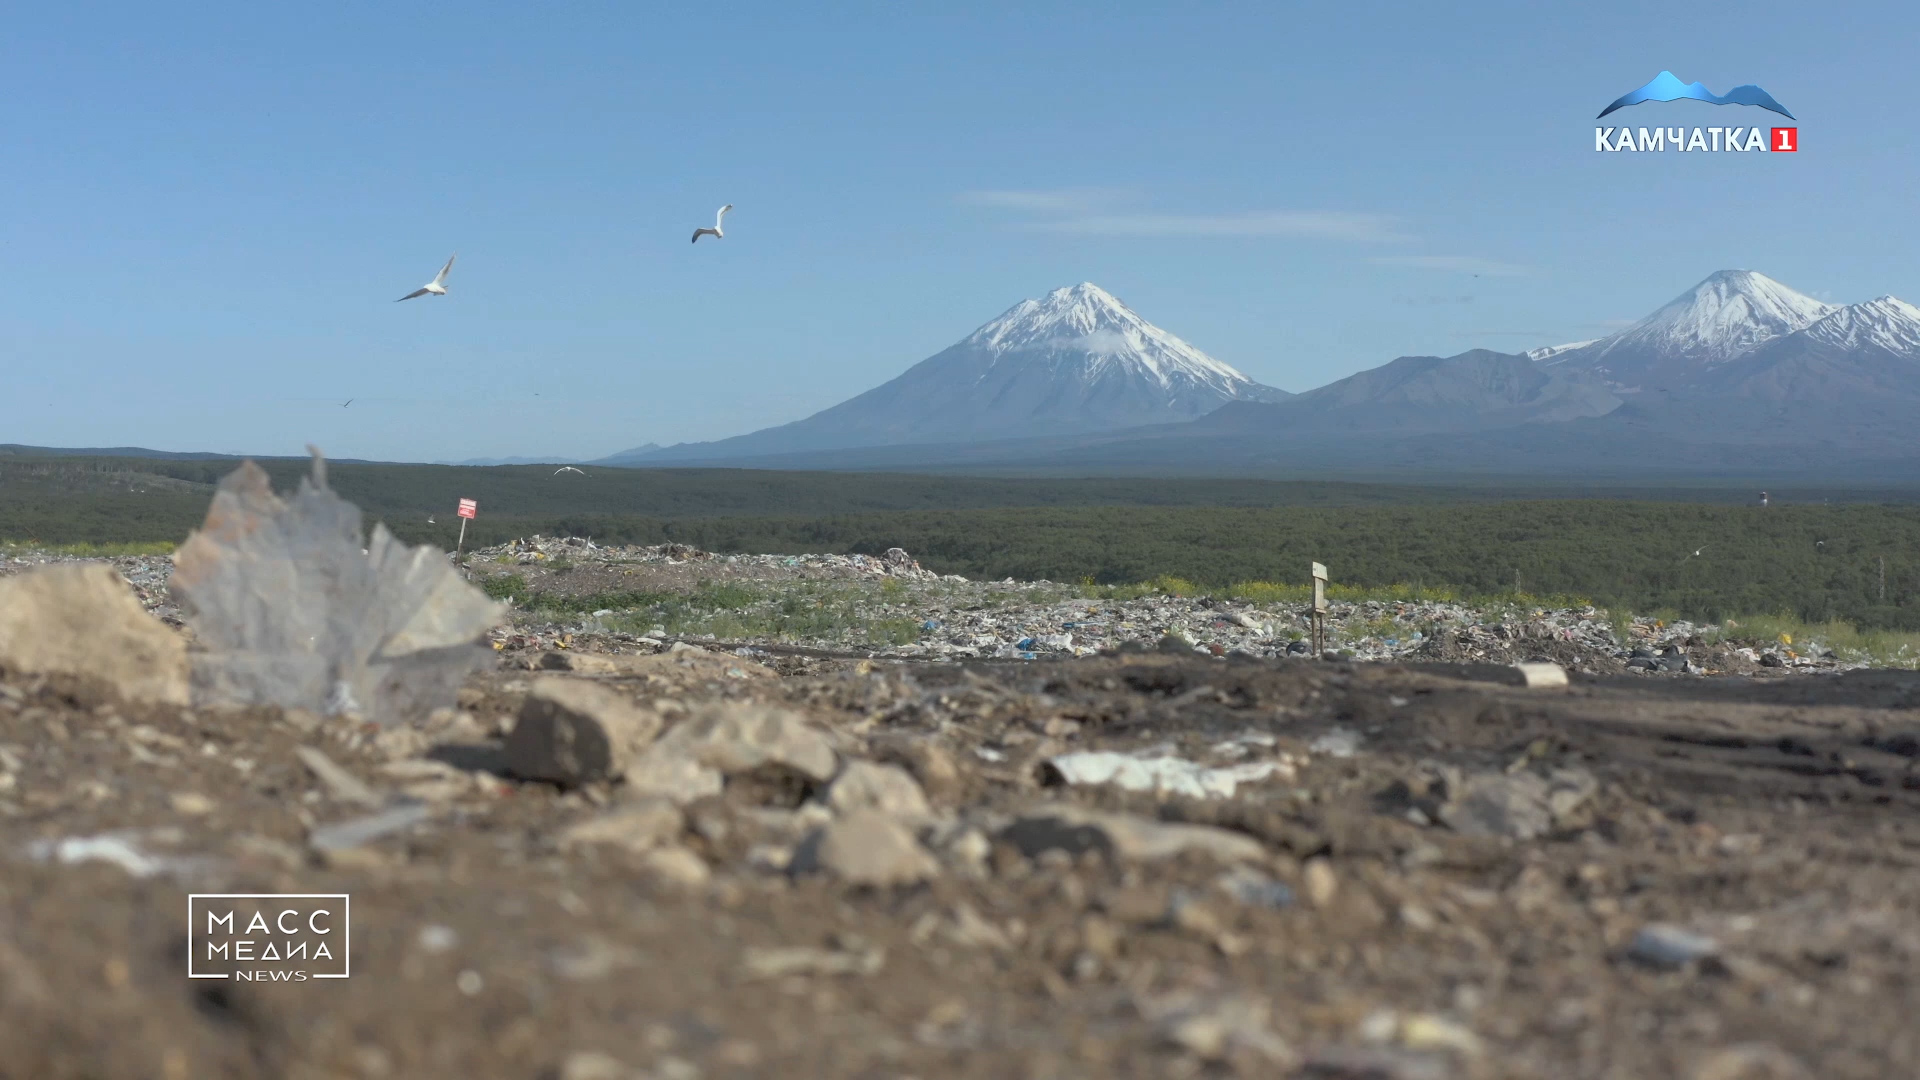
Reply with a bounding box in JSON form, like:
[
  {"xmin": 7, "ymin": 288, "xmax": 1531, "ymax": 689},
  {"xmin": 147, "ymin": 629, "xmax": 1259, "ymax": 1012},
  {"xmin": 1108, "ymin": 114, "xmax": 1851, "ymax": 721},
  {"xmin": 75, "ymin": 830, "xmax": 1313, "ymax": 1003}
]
[{"xmin": 3, "ymin": 648, "xmax": 1917, "ymax": 1080}]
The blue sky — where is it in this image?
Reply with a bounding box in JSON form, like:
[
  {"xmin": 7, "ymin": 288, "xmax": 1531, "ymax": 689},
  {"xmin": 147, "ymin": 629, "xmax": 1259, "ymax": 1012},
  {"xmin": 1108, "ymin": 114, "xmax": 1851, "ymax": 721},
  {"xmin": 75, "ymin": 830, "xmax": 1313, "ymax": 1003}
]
[{"xmin": 2, "ymin": 2, "xmax": 1913, "ymax": 462}]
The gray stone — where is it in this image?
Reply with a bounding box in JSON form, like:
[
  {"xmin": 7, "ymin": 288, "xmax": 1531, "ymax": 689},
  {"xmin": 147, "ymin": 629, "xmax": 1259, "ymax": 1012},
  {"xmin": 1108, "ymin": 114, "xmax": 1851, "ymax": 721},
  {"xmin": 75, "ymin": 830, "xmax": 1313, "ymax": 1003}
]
[
  {"xmin": 823, "ymin": 760, "xmax": 931, "ymax": 821},
  {"xmin": 648, "ymin": 702, "xmax": 836, "ymax": 782},
  {"xmin": 1628, "ymin": 923, "xmax": 1720, "ymax": 969},
  {"xmin": 1439, "ymin": 768, "xmax": 1598, "ymax": 841},
  {"xmin": 792, "ymin": 809, "xmax": 939, "ymax": 887},
  {"xmin": 506, "ymin": 678, "xmax": 663, "ymax": 786}
]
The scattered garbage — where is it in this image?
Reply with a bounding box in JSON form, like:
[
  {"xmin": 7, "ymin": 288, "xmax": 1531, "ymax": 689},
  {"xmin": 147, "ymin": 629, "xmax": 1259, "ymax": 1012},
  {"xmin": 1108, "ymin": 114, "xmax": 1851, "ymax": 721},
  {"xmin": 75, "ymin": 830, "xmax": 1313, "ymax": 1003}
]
[
  {"xmin": 1041, "ymin": 751, "xmax": 1289, "ymax": 800},
  {"xmin": 168, "ymin": 450, "xmax": 505, "ymax": 725}
]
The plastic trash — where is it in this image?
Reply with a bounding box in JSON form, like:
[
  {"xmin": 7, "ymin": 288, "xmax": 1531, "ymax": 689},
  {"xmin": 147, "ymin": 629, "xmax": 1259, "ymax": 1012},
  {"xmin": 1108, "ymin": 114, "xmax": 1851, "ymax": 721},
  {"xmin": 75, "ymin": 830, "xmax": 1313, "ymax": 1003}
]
[
  {"xmin": 1042, "ymin": 751, "xmax": 1285, "ymax": 800},
  {"xmin": 169, "ymin": 448, "xmax": 504, "ymax": 725}
]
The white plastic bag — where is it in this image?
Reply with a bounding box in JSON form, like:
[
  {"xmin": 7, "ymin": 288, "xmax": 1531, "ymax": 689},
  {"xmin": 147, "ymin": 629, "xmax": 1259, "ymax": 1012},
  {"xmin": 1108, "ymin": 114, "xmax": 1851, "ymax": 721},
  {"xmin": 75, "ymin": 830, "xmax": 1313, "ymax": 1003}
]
[{"xmin": 170, "ymin": 449, "xmax": 503, "ymax": 724}]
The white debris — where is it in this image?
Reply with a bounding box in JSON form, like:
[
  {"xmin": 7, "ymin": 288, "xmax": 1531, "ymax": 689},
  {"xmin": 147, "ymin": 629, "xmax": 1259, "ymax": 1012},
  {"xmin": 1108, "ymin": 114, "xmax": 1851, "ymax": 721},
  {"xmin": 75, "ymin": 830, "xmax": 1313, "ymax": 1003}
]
[
  {"xmin": 1043, "ymin": 751, "xmax": 1286, "ymax": 800},
  {"xmin": 168, "ymin": 450, "xmax": 505, "ymax": 725}
]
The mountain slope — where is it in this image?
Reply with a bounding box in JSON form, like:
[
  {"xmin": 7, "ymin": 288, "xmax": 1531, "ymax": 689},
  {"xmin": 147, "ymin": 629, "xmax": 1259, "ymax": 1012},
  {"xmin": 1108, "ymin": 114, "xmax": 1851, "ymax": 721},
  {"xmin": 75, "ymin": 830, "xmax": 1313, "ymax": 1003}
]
[
  {"xmin": 605, "ymin": 284, "xmax": 1286, "ymax": 463},
  {"xmin": 1197, "ymin": 348, "xmax": 1621, "ymax": 436},
  {"xmin": 1538, "ymin": 270, "xmax": 1836, "ymax": 390}
]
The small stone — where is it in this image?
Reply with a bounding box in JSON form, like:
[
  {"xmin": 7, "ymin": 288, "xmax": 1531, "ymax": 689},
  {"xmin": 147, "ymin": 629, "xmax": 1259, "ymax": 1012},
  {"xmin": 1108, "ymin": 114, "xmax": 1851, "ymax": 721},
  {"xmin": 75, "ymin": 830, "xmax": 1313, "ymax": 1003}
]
[
  {"xmin": 1399, "ymin": 904, "xmax": 1438, "ymax": 932},
  {"xmin": 639, "ymin": 845, "xmax": 711, "ymax": 890},
  {"xmin": 455, "ymin": 969, "xmax": 484, "ymax": 996},
  {"xmin": 417, "ymin": 925, "xmax": 458, "ymax": 953},
  {"xmin": 793, "ymin": 810, "xmax": 939, "ymax": 887},
  {"xmin": 741, "ymin": 944, "xmax": 885, "ymax": 980},
  {"xmin": 1691, "ymin": 1043, "xmax": 1815, "ymax": 1080},
  {"xmin": 170, "ymin": 792, "xmax": 216, "ymax": 816},
  {"xmin": 506, "ymin": 679, "xmax": 662, "ymax": 786},
  {"xmin": 823, "ymin": 760, "xmax": 931, "ymax": 821},
  {"xmin": 1303, "ymin": 859, "xmax": 1338, "ymax": 908},
  {"xmin": 1628, "ymin": 923, "xmax": 1720, "ymax": 970},
  {"xmin": 1398, "ymin": 1013, "xmax": 1482, "ymax": 1057},
  {"xmin": 1513, "ymin": 661, "xmax": 1568, "ymax": 688},
  {"xmin": 945, "ymin": 828, "xmax": 991, "ymax": 872},
  {"xmin": 558, "ymin": 1050, "xmax": 628, "ymax": 1080},
  {"xmin": 1215, "ymin": 866, "xmax": 1295, "ymax": 909},
  {"xmin": 646, "ymin": 701, "xmax": 836, "ymax": 782},
  {"xmin": 558, "ymin": 798, "xmax": 685, "ymax": 853}
]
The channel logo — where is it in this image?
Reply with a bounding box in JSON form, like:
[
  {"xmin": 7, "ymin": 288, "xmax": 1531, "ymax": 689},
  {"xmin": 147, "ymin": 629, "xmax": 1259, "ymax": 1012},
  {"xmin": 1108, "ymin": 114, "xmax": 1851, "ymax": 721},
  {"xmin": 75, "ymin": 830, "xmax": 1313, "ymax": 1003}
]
[
  {"xmin": 1598, "ymin": 71, "xmax": 1795, "ymax": 120},
  {"xmin": 1593, "ymin": 72, "xmax": 1798, "ymax": 154}
]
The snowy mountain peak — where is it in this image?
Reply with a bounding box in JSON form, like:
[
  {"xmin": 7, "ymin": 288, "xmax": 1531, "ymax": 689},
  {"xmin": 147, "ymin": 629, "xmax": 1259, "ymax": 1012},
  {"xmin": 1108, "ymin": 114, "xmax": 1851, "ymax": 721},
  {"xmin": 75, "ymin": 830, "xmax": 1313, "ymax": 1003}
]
[
  {"xmin": 965, "ymin": 282, "xmax": 1256, "ymax": 391},
  {"xmin": 1600, "ymin": 269, "xmax": 1836, "ymax": 365},
  {"xmin": 1798, "ymin": 295, "xmax": 1920, "ymax": 355},
  {"xmin": 1526, "ymin": 339, "xmax": 1598, "ymax": 363}
]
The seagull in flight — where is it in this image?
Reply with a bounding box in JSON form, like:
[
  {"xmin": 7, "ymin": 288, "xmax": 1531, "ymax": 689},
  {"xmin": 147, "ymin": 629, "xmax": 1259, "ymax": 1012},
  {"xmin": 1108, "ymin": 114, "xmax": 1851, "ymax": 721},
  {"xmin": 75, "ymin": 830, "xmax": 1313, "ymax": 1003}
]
[
  {"xmin": 554, "ymin": 466, "xmax": 586, "ymax": 476},
  {"xmin": 691, "ymin": 205, "xmax": 732, "ymax": 244},
  {"xmin": 341, "ymin": 399, "xmax": 353, "ymax": 407},
  {"xmin": 427, "ymin": 516, "xmax": 436, "ymax": 524},
  {"xmin": 396, "ymin": 254, "xmax": 456, "ymax": 302}
]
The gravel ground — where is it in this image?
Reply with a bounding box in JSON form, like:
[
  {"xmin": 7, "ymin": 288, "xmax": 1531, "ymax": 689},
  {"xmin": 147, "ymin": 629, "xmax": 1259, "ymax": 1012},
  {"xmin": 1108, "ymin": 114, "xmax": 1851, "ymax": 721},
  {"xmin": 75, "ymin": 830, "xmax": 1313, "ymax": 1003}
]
[{"xmin": 1, "ymin": 541, "xmax": 1917, "ymax": 1078}]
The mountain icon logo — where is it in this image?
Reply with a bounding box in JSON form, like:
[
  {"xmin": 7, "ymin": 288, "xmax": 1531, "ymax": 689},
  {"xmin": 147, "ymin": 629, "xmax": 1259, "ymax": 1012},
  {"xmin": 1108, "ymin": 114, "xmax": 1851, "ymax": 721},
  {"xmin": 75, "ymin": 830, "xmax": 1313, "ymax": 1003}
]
[{"xmin": 1597, "ymin": 71, "xmax": 1795, "ymax": 120}]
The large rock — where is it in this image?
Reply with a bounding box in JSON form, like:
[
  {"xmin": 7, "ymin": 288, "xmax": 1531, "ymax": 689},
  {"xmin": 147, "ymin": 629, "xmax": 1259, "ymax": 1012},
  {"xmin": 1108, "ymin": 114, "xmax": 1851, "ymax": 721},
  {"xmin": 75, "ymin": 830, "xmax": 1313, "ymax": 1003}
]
[
  {"xmin": 506, "ymin": 679, "xmax": 664, "ymax": 785},
  {"xmin": 0, "ymin": 563, "xmax": 188, "ymax": 705}
]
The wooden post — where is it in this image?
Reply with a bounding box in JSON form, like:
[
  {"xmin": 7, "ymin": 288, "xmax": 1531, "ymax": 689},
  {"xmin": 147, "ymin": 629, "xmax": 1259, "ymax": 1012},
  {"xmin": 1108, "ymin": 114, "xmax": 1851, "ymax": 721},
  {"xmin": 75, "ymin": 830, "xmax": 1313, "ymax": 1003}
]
[
  {"xmin": 455, "ymin": 516, "xmax": 469, "ymax": 561},
  {"xmin": 1311, "ymin": 561, "xmax": 1329, "ymax": 656}
]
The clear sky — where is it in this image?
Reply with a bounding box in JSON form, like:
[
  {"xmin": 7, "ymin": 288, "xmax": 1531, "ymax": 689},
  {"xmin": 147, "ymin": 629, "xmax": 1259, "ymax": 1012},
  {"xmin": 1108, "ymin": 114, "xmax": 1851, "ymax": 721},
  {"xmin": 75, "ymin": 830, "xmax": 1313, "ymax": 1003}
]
[{"xmin": 2, "ymin": 2, "xmax": 1913, "ymax": 462}]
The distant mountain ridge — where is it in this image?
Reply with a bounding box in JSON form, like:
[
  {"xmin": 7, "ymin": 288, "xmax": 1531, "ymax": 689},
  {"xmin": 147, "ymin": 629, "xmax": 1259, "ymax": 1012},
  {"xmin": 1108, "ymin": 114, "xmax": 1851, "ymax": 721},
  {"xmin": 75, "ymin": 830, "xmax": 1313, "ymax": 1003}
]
[
  {"xmin": 604, "ymin": 283, "xmax": 1287, "ymax": 464},
  {"xmin": 598, "ymin": 269, "xmax": 1919, "ymax": 478}
]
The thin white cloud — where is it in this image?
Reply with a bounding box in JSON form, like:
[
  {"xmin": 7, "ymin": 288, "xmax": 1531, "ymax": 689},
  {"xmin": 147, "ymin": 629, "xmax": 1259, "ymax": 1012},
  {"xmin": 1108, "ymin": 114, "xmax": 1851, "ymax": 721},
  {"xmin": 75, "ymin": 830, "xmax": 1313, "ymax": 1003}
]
[
  {"xmin": 956, "ymin": 188, "xmax": 1128, "ymax": 213},
  {"xmin": 1033, "ymin": 211, "xmax": 1407, "ymax": 243},
  {"xmin": 961, "ymin": 189, "xmax": 1406, "ymax": 244},
  {"xmin": 1370, "ymin": 255, "xmax": 1530, "ymax": 277}
]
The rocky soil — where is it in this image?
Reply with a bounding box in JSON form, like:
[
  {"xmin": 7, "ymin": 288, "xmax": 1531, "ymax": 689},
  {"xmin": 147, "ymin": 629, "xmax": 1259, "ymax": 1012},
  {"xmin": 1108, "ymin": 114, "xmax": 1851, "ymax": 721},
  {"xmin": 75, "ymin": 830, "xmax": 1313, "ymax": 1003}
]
[{"xmin": 2, "ymin": 544, "xmax": 1916, "ymax": 1078}]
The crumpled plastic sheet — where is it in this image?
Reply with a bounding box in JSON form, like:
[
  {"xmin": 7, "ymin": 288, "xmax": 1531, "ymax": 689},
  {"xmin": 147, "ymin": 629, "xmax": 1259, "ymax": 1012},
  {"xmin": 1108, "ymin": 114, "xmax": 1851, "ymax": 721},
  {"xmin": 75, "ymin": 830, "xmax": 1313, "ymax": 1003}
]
[
  {"xmin": 1042, "ymin": 750, "xmax": 1285, "ymax": 800},
  {"xmin": 169, "ymin": 448, "xmax": 504, "ymax": 725}
]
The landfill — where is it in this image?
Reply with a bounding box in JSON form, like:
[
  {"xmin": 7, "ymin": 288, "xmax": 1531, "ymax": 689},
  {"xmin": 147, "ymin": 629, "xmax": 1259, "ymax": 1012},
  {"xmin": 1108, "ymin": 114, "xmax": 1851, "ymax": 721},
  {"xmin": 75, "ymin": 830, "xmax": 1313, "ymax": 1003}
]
[
  {"xmin": 1, "ymin": 524, "xmax": 1915, "ymax": 1077},
  {"xmin": 0, "ymin": 533, "xmax": 1877, "ymax": 677}
]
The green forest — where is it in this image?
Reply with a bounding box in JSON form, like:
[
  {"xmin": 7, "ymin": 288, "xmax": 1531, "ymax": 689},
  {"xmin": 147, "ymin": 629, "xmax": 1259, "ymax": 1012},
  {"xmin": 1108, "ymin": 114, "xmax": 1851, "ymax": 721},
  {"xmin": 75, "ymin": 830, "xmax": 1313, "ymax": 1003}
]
[{"xmin": 4, "ymin": 455, "xmax": 1919, "ymax": 629}]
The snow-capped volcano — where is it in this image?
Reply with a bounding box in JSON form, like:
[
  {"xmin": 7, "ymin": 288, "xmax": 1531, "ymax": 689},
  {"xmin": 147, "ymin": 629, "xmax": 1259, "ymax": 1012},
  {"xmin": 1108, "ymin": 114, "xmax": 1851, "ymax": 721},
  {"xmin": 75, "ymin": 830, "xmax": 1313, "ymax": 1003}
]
[
  {"xmin": 960, "ymin": 283, "xmax": 1263, "ymax": 399},
  {"xmin": 604, "ymin": 283, "xmax": 1287, "ymax": 463},
  {"xmin": 1537, "ymin": 270, "xmax": 1836, "ymax": 389}
]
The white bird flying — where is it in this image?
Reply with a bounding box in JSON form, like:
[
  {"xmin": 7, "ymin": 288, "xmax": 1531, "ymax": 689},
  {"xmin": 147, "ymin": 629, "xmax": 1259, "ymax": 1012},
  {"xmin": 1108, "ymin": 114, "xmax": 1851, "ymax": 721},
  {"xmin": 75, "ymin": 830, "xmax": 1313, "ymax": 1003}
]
[
  {"xmin": 396, "ymin": 254, "xmax": 457, "ymax": 301},
  {"xmin": 691, "ymin": 205, "xmax": 733, "ymax": 244},
  {"xmin": 554, "ymin": 466, "xmax": 585, "ymax": 476}
]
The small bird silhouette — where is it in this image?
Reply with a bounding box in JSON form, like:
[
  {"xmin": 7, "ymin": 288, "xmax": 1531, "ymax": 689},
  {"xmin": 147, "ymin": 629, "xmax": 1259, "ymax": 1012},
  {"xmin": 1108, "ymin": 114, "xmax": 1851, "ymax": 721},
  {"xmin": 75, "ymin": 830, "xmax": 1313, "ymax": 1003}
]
[
  {"xmin": 554, "ymin": 466, "xmax": 585, "ymax": 476},
  {"xmin": 341, "ymin": 399, "xmax": 353, "ymax": 407}
]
